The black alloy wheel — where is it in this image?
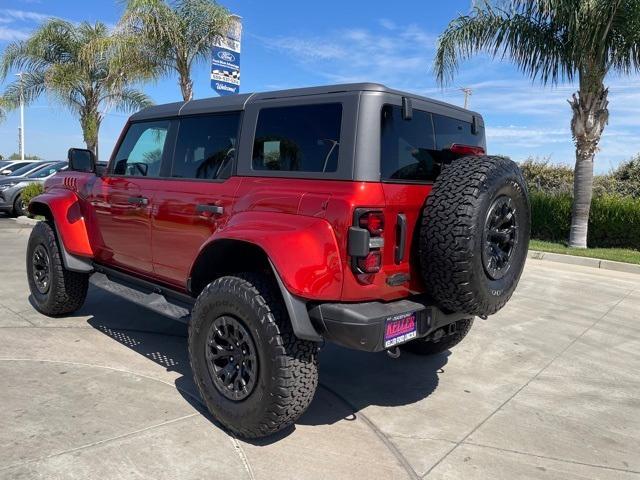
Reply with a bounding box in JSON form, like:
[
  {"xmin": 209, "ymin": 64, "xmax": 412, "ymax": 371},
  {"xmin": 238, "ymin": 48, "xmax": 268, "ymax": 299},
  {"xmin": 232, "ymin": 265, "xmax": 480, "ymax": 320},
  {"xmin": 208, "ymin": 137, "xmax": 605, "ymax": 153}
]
[
  {"xmin": 32, "ymin": 244, "xmax": 51, "ymax": 294},
  {"xmin": 206, "ymin": 315, "xmax": 258, "ymax": 401},
  {"xmin": 482, "ymin": 195, "xmax": 519, "ymax": 280}
]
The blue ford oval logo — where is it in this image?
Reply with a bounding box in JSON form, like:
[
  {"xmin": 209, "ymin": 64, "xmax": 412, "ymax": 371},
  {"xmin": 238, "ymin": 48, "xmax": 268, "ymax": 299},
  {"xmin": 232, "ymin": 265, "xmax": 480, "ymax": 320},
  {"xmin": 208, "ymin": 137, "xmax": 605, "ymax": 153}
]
[{"xmin": 217, "ymin": 51, "xmax": 235, "ymax": 62}]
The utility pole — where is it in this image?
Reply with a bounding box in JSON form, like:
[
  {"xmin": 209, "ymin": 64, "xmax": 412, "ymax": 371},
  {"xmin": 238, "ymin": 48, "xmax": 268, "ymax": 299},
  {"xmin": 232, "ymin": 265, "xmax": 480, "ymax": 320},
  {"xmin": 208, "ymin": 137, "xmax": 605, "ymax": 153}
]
[
  {"xmin": 16, "ymin": 72, "xmax": 25, "ymax": 161},
  {"xmin": 460, "ymin": 87, "xmax": 472, "ymax": 109}
]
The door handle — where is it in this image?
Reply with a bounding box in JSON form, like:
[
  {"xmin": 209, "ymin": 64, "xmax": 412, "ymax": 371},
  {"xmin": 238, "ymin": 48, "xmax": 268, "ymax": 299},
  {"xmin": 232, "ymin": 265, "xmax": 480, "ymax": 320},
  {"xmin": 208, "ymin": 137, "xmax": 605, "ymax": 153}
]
[
  {"xmin": 196, "ymin": 204, "xmax": 224, "ymax": 215},
  {"xmin": 128, "ymin": 196, "xmax": 149, "ymax": 206}
]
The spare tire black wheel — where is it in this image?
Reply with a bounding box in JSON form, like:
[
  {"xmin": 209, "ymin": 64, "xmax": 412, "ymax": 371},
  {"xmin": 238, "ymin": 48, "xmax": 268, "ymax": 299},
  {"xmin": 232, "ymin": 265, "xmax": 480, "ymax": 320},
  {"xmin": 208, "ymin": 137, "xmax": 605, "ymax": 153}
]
[{"xmin": 419, "ymin": 155, "xmax": 530, "ymax": 317}]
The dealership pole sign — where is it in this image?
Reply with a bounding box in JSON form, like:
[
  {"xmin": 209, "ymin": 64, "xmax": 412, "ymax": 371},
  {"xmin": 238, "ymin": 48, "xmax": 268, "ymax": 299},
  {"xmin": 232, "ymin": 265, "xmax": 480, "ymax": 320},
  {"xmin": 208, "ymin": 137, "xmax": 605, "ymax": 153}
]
[{"xmin": 211, "ymin": 15, "xmax": 242, "ymax": 96}]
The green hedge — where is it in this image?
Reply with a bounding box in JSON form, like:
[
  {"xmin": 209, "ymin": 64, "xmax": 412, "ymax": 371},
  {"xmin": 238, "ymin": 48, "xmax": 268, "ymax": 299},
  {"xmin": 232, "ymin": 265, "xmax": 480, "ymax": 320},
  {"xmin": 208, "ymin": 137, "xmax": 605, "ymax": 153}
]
[{"xmin": 530, "ymin": 192, "xmax": 640, "ymax": 250}]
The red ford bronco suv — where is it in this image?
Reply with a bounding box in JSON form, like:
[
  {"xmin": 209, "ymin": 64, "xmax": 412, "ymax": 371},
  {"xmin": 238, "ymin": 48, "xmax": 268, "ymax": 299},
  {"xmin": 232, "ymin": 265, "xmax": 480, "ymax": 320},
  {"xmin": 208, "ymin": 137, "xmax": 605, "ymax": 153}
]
[{"xmin": 25, "ymin": 83, "xmax": 530, "ymax": 438}]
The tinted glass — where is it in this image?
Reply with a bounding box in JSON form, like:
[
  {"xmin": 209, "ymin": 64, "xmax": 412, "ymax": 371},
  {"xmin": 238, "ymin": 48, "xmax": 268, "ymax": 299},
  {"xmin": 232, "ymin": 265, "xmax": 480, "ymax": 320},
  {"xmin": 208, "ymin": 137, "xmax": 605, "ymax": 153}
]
[
  {"xmin": 252, "ymin": 104, "xmax": 342, "ymax": 173},
  {"xmin": 172, "ymin": 113, "xmax": 240, "ymax": 180},
  {"xmin": 433, "ymin": 114, "xmax": 482, "ymax": 150},
  {"xmin": 9, "ymin": 162, "xmax": 48, "ymax": 177},
  {"xmin": 28, "ymin": 162, "xmax": 66, "ymax": 179},
  {"xmin": 0, "ymin": 161, "xmax": 9, "ymax": 168},
  {"xmin": 4, "ymin": 162, "xmax": 31, "ymax": 173},
  {"xmin": 113, "ymin": 121, "xmax": 170, "ymax": 177},
  {"xmin": 381, "ymin": 105, "xmax": 440, "ymax": 182}
]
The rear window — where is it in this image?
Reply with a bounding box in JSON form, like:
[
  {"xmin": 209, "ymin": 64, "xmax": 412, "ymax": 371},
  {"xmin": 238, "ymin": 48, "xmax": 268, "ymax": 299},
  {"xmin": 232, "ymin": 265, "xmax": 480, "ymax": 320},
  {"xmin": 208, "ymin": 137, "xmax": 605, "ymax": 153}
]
[
  {"xmin": 381, "ymin": 105, "xmax": 482, "ymax": 182},
  {"xmin": 252, "ymin": 103, "xmax": 342, "ymax": 173},
  {"xmin": 381, "ymin": 105, "xmax": 439, "ymax": 182},
  {"xmin": 433, "ymin": 113, "xmax": 482, "ymax": 150}
]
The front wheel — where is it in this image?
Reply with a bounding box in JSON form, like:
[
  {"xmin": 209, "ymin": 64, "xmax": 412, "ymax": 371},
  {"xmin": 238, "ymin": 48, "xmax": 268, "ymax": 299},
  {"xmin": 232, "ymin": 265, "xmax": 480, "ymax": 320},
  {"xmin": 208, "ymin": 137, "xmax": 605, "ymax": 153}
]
[
  {"xmin": 13, "ymin": 194, "xmax": 27, "ymax": 217},
  {"xmin": 188, "ymin": 273, "xmax": 319, "ymax": 439},
  {"xmin": 26, "ymin": 221, "xmax": 89, "ymax": 316},
  {"xmin": 401, "ymin": 318, "xmax": 474, "ymax": 355}
]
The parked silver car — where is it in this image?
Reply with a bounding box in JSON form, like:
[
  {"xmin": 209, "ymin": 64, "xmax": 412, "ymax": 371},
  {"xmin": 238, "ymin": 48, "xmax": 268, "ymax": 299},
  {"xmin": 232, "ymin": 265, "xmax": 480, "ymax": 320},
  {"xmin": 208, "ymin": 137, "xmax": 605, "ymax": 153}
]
[
  {"xmin": 0, "ymin": 160, "xmax": 40, "ymax": 176},
  {"xmin": 5, "ymin": 161, "xmax": 57, "ymax": 179},
  {"xmin": 0, "ymin": 161, "xmax": 67, "ymax": 216}
]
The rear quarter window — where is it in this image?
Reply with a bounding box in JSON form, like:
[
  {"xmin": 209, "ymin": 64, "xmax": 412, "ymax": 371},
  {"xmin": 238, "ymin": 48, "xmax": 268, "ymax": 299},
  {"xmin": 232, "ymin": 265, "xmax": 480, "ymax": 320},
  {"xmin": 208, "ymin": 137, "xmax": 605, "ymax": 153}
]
[
  {"xmin": 252, "ymin": 103, "xmax": 342, "ymax": 173},
  {"xmin": 381, "ymin": 105, "xmax": 439, "ymax": 182},
  {"xmin": 433, "ymin": 113, "xmax": 483, "ymax": 150}
]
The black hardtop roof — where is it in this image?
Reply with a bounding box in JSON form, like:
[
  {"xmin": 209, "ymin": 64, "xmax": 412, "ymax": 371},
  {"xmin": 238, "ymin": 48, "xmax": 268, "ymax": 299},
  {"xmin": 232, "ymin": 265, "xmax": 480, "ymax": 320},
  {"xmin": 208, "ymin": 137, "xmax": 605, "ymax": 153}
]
[{"xmin": 130, "ymin": 83, "xmax": 479, "ymax": 121}]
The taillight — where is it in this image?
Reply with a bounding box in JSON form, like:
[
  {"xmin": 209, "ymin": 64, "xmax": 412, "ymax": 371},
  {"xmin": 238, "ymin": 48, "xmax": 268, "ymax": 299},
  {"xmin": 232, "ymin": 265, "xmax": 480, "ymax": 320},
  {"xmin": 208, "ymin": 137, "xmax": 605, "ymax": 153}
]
[
  {"xmin": 359, "ymin": 211, "xmax": 384, "ymax": 236},
  {"xmin": 449, "ymin": 144, "xmax": 485, "ymax": 156},
  {"xmin": 357, "ymin": 251, "xmax": 381, "ymax": 274},
  {"xmin": 349, "ymin": 209, "xmax": 385, "ymax": 275}
]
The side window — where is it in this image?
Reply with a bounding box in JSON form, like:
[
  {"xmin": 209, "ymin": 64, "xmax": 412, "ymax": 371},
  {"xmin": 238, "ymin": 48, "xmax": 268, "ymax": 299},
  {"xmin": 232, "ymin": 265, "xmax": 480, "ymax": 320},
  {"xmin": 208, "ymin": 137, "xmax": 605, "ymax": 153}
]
[
  {"xmin": 112, "ymin": 121, "xmax": 170, "ymax": 177},
  {"xmin": 432, "ymin": 114, "xmax": 481, "ymax": 150},
  {"xmin": 172, "ymin": 112, "xmax": 240, "ymax": 180},
  {"xmin": 381, "ymin": 105, "xmax": 439, "ymax": 181},
  {"xmin": 252, "ymin": 103, "xmax": 342, "ymax": 173}
]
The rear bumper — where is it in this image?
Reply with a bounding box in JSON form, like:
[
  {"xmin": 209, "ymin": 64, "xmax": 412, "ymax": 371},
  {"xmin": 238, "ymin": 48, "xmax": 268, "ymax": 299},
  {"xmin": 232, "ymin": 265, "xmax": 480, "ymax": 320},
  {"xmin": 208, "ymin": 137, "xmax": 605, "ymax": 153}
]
[{"xmin": 308, "ymin": 296, "xmax": 470, "ymax": 352}]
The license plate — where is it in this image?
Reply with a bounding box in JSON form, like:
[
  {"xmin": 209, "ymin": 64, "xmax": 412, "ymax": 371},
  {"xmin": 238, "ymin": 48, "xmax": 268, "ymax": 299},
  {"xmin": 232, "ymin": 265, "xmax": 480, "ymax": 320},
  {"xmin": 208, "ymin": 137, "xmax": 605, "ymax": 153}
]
[{"xmin": 384, "ymin": 311, "xmax": 417, "ymax": 348}]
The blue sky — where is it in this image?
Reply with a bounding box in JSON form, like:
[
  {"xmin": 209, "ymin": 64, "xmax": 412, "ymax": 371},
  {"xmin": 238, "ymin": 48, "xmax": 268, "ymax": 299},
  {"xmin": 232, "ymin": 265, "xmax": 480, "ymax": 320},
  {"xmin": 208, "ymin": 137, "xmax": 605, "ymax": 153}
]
[{"xmin": 1, "ymin": 0, "xmax": 639, "ymax": 172}]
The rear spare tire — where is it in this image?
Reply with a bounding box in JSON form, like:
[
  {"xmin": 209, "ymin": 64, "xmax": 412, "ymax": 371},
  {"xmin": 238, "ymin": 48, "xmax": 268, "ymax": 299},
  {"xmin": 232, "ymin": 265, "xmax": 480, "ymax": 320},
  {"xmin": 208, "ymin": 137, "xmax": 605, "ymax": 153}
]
[{"xmin": 419, "ymin": 156, "xmax": 530, "ymax": 317}]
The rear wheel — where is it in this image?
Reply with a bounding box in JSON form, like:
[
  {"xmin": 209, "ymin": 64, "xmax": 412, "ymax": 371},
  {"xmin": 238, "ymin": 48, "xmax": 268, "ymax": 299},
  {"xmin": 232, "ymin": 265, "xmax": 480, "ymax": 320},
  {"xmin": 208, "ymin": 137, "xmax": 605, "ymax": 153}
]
[
  {"xmin": 401, "ymin": 318, "xmax": 474, "ymax": 355},
  {"xmin": 188, "ymin": 273, "xmax": 319, "ymax": 439},
  {"xmin": 26, "ymin": 221, "xmax": 89, "ymax": 315}
]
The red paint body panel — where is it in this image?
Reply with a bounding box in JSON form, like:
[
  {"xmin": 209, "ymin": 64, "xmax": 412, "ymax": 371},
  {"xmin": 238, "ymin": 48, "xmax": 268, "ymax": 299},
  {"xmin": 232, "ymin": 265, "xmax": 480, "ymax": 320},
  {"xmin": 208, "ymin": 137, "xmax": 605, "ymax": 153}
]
[
  {"xmin": 29, "ymin": 189, "xmax": 93, "ymax": 258},
  {"xmin": 205, "ymin": 209, "xmax": 343, "ymax": 299},
  {"xmin": 40, "ymin": 169, "xmax": 434, "ymax": 302}
]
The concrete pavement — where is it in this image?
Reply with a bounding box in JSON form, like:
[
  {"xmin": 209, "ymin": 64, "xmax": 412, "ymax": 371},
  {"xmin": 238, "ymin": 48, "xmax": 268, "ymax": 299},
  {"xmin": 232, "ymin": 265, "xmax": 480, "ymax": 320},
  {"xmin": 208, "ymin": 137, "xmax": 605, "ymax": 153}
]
[{"xmin": 0, "ymin": 216, "xmax": 638, "ymax": 479}]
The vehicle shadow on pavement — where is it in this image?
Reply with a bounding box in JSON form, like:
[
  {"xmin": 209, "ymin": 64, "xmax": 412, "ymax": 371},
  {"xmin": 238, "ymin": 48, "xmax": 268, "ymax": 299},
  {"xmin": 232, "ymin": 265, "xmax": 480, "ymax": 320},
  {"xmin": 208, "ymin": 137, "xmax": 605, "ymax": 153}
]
[{"xmin": 82, "ymin": 285, "xmax": 447, "ymax": 444}]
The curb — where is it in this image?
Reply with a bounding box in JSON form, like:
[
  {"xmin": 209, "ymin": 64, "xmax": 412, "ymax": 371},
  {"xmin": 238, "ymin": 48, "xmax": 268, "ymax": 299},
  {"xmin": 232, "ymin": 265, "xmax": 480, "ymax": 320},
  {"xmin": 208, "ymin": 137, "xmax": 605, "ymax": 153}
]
[
  {"xmin": 11, "ymin": 216, "xmax": 39, "ymax": 227},
  {"xmin": 528, "ymin": 250, "xmax": 640, "ymax": 275}
]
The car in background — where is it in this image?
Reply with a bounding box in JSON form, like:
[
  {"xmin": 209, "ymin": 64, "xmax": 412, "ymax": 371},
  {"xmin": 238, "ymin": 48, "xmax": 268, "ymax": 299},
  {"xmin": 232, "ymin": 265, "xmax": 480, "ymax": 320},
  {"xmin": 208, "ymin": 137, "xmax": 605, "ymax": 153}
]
[
  {"xmin": 0, "ymin": 160, "xmax": 40, "ymax": 176},
  {"xmin": 0, "ymin": 161, "xmax": 67, "ymax": 216},
  {"xmin": 6, "ymin": 161, "xmax": 57, "ymax": 179}
]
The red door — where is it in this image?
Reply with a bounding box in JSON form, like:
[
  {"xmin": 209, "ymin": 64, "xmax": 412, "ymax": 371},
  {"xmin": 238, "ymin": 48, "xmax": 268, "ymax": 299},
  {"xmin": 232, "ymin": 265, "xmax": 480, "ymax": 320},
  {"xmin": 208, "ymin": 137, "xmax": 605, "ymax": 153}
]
[
  {"xmin": 87, "ymin": 119, "xmax": 172, "ymax": 276},
  {"xmin": 149, "ymin": 112, "xmax": 243, "ymax": 289},
  {"xmin": 151, "ymin": 178, "xmax": 241, "ymax": 288}
]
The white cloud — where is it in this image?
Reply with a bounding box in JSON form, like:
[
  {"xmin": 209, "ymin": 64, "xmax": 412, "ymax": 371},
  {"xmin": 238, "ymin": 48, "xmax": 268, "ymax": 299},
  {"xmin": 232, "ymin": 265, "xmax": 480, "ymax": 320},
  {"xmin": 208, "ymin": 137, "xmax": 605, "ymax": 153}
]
[
  {"xmin": 0, "ymin": 9, "xmax": 50, "ymax": 23},
  {"xmin": 0, "ymin": 26, "xmax": 29, "ymax": 41},
  {"xmin": 256, "ymin": 22, "xmax": 436, "ymax": 87},
  {"xmin": 0, "ymin": 8, "xmax": 53, "ymax": 43}
]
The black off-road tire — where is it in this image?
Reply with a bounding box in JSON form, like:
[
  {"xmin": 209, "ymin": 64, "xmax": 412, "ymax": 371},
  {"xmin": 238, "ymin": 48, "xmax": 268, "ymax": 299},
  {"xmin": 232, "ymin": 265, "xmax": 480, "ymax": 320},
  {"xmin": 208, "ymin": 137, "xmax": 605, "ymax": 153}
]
[
  {"xmin": 26, "ymin": 221, "xmax": 89, "ymax": 316},
  {"xmin": 401, "ymin": 318, "xmax": 474, "ymax": 355},
  {"xmin": 419, "ymin": 155, "xmax": 530, "ymax": 317},
  {"xmin": 188, "ymin": 273, "xmax": 319, "ymax": 439}
]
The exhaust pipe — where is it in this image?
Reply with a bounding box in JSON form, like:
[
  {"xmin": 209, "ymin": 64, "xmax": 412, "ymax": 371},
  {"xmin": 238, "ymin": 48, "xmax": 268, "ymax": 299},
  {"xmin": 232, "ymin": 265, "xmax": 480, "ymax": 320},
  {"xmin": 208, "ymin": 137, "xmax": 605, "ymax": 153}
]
[{"xmin": 386, "ymin": 346, "xmax": 401, "ymax": 359}]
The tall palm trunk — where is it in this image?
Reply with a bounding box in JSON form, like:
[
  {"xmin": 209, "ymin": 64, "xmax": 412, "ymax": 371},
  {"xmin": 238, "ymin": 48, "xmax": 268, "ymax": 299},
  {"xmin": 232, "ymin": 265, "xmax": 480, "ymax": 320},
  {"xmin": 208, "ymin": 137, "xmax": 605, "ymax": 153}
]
[
  {"xmin": 567, "ymin": 75, "xmax": 609, "ymax": 248},
  {"xmin": 80, "ymin": 108, "xmax": 101, "ymax": 161},
  {"xmin": 179, "ymin": 74, "xmax": 193, "ymax": 101}
]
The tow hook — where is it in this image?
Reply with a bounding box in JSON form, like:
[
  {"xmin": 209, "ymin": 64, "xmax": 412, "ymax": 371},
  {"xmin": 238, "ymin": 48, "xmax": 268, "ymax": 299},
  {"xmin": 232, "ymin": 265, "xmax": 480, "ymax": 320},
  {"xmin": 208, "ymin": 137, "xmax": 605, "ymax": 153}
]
[{"xmin": 386, "ymin": 346, "xmax": 401, "ymax": 359}]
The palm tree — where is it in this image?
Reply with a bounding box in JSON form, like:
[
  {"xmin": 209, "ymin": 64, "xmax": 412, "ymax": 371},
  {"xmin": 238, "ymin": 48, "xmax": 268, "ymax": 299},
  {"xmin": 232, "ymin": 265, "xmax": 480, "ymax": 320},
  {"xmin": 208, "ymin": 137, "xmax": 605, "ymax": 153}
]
[
  {"xmin": 116, "ymin": 0, "xmax": 233, "ymax": 101},
  {"xmin": 434, "ymin": 0, "xmax": 640, "ymax": 248},
  {"xmin": 0, "ymin": 19, "xmax": 153, "ymax": 159}
]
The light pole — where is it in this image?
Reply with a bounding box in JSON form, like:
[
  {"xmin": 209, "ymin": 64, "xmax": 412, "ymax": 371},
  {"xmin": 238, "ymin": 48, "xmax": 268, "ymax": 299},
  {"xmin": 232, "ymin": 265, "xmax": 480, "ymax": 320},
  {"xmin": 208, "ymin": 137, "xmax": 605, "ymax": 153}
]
[
  {"xmin": 16, "ymin": 72, "xmax": 25, "ymax": 161},
  {"xmin": 460, "ymin": 87, "xmax": 472, "ymax": 109}
]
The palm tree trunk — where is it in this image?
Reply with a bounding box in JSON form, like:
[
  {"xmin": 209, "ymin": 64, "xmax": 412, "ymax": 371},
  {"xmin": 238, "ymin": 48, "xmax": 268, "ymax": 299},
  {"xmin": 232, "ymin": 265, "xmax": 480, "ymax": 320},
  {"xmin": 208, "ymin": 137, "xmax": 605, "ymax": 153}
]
[
  {"xmin": 567, "ymin": 81, "xmax": 609, "ymax": 248},
  {"xmin": 80, "ymin": 109, "xmax": 101, "ymax": 161},
  {"xmin": 179, "ymin": 75, "xmax": 193, "ymax": 101}
]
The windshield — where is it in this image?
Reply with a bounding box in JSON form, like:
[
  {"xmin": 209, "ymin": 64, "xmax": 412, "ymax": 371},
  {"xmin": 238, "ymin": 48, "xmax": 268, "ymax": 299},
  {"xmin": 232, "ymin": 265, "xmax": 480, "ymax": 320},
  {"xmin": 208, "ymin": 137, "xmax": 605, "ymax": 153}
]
[
  {"xmin": 27, "ymin": 162, "xmax": 66, "ymax": 179},
  {"xmin": 9, "ymin": 162, "xmax": 48, "ymax": 177},
  {"xmin": 0, "ymin": 161, "xmax": 10, "ymax": 169}
]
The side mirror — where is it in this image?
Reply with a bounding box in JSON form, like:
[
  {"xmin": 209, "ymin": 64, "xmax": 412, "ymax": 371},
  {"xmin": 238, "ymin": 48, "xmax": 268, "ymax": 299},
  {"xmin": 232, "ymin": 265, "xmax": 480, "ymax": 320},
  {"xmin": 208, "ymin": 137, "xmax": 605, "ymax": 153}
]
[{"xmin": 68, "ymin": 148, "xmax": 96, "ymax": 173}]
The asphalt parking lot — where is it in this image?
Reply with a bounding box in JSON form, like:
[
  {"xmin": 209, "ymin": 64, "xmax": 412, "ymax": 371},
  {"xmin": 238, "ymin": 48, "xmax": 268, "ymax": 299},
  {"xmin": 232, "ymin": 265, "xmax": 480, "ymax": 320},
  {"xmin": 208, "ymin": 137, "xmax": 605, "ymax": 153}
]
[{"xmin": 0, "ymin": 215, "xmax": 639, "ymax": 480}]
